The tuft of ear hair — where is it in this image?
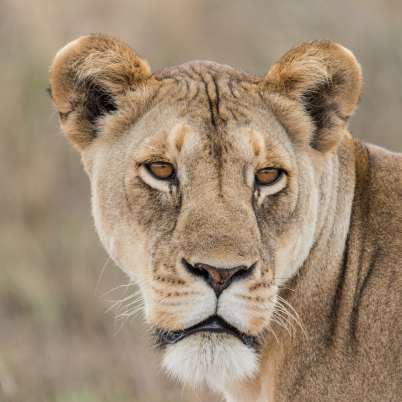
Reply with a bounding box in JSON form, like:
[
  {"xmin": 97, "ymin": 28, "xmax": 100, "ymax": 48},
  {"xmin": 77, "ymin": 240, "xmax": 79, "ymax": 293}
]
[
  {"xmin": 265, "ymin": 41, "xmax": 362, "ymax": 152},
  {"xmin": 49, "ymin": 34, "xmax": 151, "ymax": 150}
]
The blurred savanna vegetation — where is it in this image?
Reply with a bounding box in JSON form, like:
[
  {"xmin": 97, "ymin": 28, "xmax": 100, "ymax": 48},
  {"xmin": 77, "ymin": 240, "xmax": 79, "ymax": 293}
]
[{"xmin": 0, "ymin": 0, "xmax": 401, "ymax": 401}]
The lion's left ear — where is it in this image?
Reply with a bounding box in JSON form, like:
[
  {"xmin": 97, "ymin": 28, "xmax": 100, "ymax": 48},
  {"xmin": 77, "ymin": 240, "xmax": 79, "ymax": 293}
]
[{"xmin": 265, "ymin": 41, "xmax": 362, "ymax": 152}]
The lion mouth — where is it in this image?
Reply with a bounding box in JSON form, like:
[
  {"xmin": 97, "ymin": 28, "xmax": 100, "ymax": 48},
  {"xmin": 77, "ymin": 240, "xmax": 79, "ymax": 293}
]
[{"xmin": 155, "ymin": 315, "xmax": 257, "ymax": 348}]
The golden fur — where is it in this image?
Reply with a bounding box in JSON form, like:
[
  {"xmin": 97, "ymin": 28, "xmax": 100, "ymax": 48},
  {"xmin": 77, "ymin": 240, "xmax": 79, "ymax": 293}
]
[{"xmin": 49, "ymin": 35, "xmax": 402, "ymax": 401}]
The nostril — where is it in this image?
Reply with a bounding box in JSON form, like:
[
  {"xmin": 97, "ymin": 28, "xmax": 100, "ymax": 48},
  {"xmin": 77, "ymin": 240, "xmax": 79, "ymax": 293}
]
[
  {"xmin": 181, "ymin": 258, "xmax": 210, "ymax": 281},
  {"xmin": 181, "ymin": 258, "xmax": 256, "ymax": 296},
  {"xmin": 232, "ymin": 262, "xmax": 256, "ymax": 282}
]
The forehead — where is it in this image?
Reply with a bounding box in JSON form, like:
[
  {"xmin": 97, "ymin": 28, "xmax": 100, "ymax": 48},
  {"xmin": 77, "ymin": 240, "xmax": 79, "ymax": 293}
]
[
  {"xmin": 121, "ymin": 61, "xmax": 295, "ymax": 165},
  {"xmin": 154, "ymin": 61, "xmax": 262, "ymax": 126}
]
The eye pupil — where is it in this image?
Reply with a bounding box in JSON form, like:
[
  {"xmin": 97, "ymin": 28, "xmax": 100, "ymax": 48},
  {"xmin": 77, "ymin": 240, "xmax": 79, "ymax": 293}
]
[
  {"xmin": 255, "ymin": 168, "xmax": 281, "ymax": 185},
  {"xmin": 147, "ymin": 162, "xmax": 175, "ymax": 180}
]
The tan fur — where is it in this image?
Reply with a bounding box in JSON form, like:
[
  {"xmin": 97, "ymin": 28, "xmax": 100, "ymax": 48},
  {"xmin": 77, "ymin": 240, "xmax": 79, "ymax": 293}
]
[{"xmin": 49, "ymin": 35, "xmax": 402, "ymax": 401}]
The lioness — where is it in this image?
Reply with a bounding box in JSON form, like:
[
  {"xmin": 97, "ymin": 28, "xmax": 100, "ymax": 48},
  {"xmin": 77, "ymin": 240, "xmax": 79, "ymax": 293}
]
[{"xmin": 49, "ymin": 35, "xmax": 402, "ymax": 401}]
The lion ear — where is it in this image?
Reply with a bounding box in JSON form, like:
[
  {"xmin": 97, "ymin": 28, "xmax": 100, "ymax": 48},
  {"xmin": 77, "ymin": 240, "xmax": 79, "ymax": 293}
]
[
  {"xmin": 49, "ymin": 34, "xmax": 151, "ymax": 150},
  {"xmin": 265, "ymin": 41, "xmax": 362, "ymax": 152}
]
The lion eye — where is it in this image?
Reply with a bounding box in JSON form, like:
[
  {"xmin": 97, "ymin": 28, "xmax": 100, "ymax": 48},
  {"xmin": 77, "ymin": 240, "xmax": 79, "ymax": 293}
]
[
  {"xmin": 145, "ymin": 161, "xmax": 175, "ymax": 180},
  {"xmin": 255, "ymin": 167, "xmax": 283, "ymax": 186}
]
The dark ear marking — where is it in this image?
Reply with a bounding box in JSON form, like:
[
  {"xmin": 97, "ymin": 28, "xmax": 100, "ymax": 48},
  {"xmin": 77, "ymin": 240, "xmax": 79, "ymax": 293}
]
[
  {"xmin": 302, "ymin": 81, "xmax": 334, "ymax": 132},
  {"xmin": 301, "ymin": 73, "xmax": 346, "ymax": 131},
  {"xmin": 301, "ymin": 79, "xmax": 338, "ymax": 148},
  {"xmin": 83, "ymin": 82, "xmax": 117, "ymax": 125}
]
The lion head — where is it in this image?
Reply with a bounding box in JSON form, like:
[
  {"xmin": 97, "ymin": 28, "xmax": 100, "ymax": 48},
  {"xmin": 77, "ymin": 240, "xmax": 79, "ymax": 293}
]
[{"xmin": 49, "ymin": 35, "xmax": 362, "ymax": 388}]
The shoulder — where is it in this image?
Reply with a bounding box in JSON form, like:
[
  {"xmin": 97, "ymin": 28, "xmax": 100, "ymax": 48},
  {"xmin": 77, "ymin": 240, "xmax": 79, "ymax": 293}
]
[
  {"xmin": 349, "ymin": 140, "xmax": 402, "ymax": 352},
  {"xmin": 365, "ymin": 142, "xmax": 402, "ymax": 227},
  {"xmin": 354, "ymin": 140, "xmax": 402, "ymax": 222}
]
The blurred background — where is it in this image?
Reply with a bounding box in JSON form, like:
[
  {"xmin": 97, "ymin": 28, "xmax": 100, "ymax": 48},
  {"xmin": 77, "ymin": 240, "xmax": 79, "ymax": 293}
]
[{"xmin": 1, "ymin": 0, "xmax": 401, "ymax": 401}]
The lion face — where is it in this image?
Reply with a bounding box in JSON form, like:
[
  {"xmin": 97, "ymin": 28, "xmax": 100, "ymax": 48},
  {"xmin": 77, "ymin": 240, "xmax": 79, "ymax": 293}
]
[
  {"xmin": 49, "ymin": 35, "xmax": 362, "ymax": 387},
  {"xmin": 90, "ymin": 97, "xmax": 319, "ymax": 384}
]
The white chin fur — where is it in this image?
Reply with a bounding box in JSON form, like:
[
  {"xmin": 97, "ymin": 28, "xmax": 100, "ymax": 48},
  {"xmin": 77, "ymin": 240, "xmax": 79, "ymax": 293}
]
[{"xmin": 162, "ymin": 333, "xmax": 259, "ymax": 388}]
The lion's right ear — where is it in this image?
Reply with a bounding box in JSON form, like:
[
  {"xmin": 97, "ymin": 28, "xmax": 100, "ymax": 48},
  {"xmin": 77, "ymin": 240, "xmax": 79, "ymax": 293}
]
[{"xmin": 49, "ymin": 34, "xmax": 151, "ymax": 150}]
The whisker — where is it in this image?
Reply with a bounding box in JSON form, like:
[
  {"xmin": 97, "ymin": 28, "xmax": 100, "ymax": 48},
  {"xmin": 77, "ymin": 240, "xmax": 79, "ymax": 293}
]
[
  {"xmin": 116, "ymin": 303, "xmax": 145, "ymax": 320},
  {"xmin": 113, "ymin": 302, "xmax": 146, "ymax": 334},
  {"xmin": 271, "ymin": 309, "xmax": 294, "ymax": 337},
  {"xmin": 272, "ymin": 307, "xmax": 296, "ymax": 337},
  {"xmin": 94, "ymin": 257, "xmax": 112, "ymax": 294},
  {"xmin": 101, "ymin": 282, "xmax": 133, "ymax": 298},
  {"xmin": 104, "ymin": 292, "xmax": 138, "ymax": 314},
  {"xmin": 276, "ymin": 295, "xmax": 307, "ymax": 338},
  {"xmin": 267, "ymin": 325, "xmax": 280, "ymax": 346},
  {"xmin": 277, "ymin": 284, "xmax": 296, "ymax": 292}
]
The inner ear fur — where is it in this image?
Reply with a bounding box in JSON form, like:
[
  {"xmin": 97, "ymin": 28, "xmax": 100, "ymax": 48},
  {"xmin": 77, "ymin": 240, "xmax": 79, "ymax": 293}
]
[
  {"xmin": 265, "ymin": 41, "xmax": 362, "ymax": 152},
  {"xmin": 49, "ymin": 34, "xmax": 151, "ymax": 150}
]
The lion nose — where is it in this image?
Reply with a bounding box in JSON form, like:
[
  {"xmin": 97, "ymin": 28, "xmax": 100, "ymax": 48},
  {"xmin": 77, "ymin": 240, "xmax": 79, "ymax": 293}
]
[{"xmin": 182, "ymin": 259, "xmax": 255, "ymax": 296}]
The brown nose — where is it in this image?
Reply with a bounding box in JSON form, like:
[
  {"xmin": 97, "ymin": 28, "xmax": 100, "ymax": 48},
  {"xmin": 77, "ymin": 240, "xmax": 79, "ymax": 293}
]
[{"xmin": 182, "ymin": 259, "xmax": 255, "ymax": 296}]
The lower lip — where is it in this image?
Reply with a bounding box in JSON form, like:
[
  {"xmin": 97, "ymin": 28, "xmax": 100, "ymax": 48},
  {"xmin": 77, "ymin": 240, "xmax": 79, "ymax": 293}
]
[{"xmin": 155, "ymin": 316, "xmax": 257, "ymax": 348}]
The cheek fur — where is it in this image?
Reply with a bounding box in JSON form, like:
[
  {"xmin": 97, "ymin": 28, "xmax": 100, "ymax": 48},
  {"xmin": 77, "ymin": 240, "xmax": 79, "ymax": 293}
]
[
  {"xmin": 125, "ymin": 174, "xmax": 181, "ymax": 234},
  {"xmin": 274, "ymin": 170, "xmax": 320, "ymax": 283}
]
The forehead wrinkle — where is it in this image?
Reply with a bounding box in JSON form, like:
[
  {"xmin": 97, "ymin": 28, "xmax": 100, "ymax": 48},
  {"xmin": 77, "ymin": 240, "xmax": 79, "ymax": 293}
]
[{"xmin": 154, "ymin": 61, "xmax": 261, "ymax": 127}]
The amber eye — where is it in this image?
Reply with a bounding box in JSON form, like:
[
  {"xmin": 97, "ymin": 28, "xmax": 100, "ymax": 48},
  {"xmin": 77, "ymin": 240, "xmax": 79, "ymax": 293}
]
[
  {"xmin": 145, "ymin": 161, "xmax": 176, "ymax": 180},
  {"xmin": 255, "ymin": 167, "xmax": 283, "ymax": 186}
]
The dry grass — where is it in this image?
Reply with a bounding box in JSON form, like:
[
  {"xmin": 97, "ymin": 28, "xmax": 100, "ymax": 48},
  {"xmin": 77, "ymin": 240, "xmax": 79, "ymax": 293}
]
[{"xmin": 0, "ymin": 1, "xmax": 401, "ymax": 401}]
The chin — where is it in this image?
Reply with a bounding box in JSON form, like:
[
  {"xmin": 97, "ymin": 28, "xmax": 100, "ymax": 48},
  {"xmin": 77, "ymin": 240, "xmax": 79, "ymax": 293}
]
[{"xmin": 161, "ymin": 333, "xmax": 259, "ymax": 388}]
